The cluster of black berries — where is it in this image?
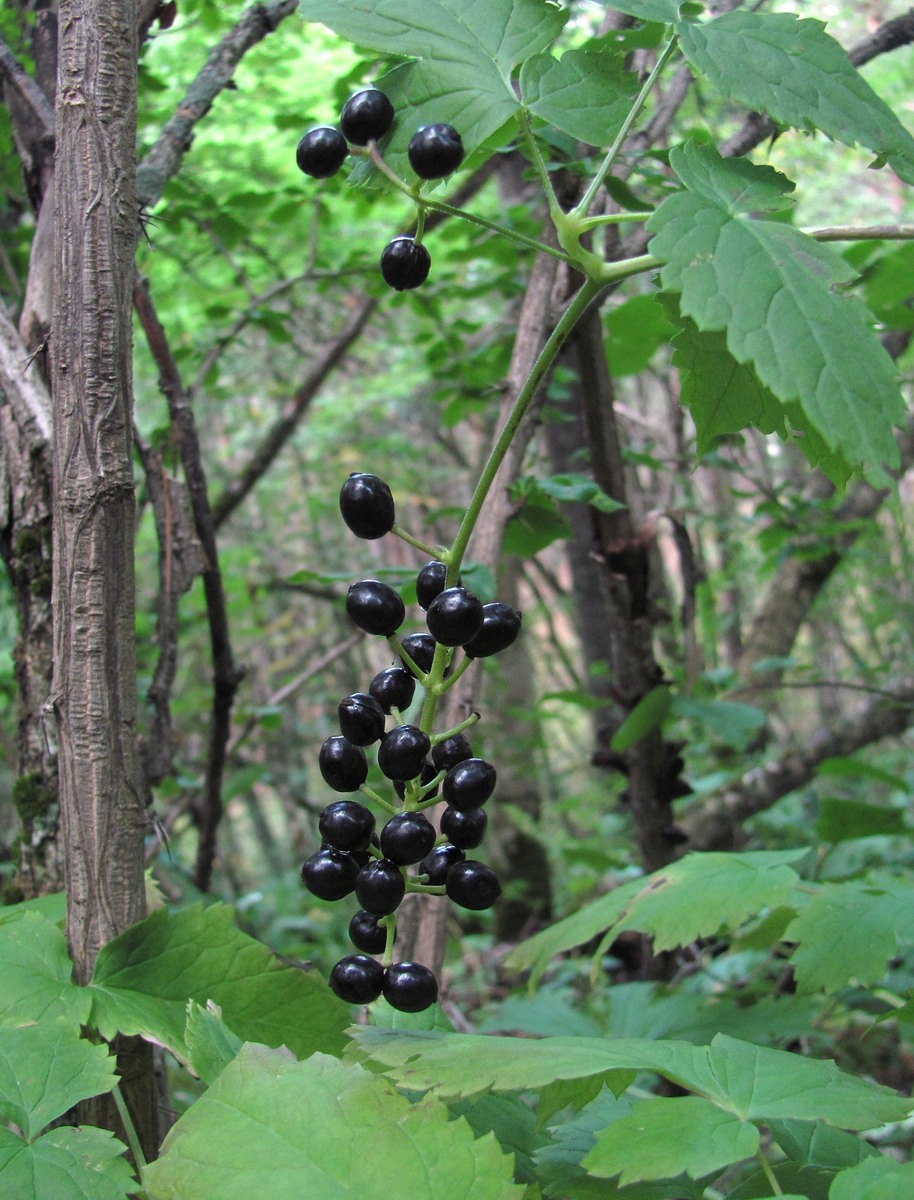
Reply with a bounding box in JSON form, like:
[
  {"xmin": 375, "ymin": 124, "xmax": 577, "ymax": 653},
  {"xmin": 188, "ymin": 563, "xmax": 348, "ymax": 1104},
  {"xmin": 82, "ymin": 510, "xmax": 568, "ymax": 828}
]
[
  {"xmin": 300, "ymin": 472, "xmax": 521, "ymax": 1012},
  {"xmin": 295, "ymin": 88, "xmax": 464, "ymax": 292}
]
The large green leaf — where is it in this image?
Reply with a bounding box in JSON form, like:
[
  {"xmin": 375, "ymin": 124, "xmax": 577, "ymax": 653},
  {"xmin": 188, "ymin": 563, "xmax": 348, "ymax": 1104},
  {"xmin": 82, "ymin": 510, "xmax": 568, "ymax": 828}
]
[
  {"xmin": 767, "ymin": 1119, "xmax": 878, "ymax": 1170},
  {"xmin": 647, "ymin": 143, "xmax": 904, "ymax": 479},
  {"xmin": 143, "ymin": 1045, "xmax": 523, "ymax": 1200},
  {"xmin": 583, "ymin": 1096, "xmax": 758, "ymax": 1183},
  {"xmin": 298, "ymin": 0, "xmax": 566, "ymax": 175},
  {"xmin": 677, "ymin": 12, "xmax": 914, "ymax": 185},
  {"xmin": 520, "ymin": 50, "xmax": 634, "ymax": 146},
  {"xmin": 0, "ymin": 1126, "xmax": 136, "ymax": 1200},
  {"xmin": 830, "ymin": 1157, "xmax": 914, "ymax": 1200},
  {"xmin": 505, "ymin": 850, "xmax": 806, "ymax": 977},
  {"xmin": 0, "ymin": 1020, "xmax": 118, "ymax": 1138},
  {"xmin": 785, "ymin": 880, "xmax": 914, "ymax": 993},
  {"xmin": 89, "ymin": 903, "xmax": 348, "ymax": 1060},
  {"xmin": 0, "ymin": 912, "xmax": 92, "ymax": 1029}
]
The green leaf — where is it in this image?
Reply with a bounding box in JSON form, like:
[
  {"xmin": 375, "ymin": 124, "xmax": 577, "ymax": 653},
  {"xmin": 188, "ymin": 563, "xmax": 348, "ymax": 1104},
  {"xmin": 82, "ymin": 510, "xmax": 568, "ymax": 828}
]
[
  {"xmin": 185, "ymin": 1000, "xmax": 244, "ymax": 1086},
  {"xmin": 0, "ymin": 893, "xmax": 66, "ymax": 928},
  {"xmin": 89, "ymin": 903, "xmax": 349, "ymax": 1060},
  {"xmin": 605, "ymin": 295, "xmax": 676, "ymax": 377},
  {"xmin": 665, "ymin": 137, "xmax": 796, "ymax": 213},
  {"xmin": 0, "ymin": 1125, "xmax": 136, "ymax": 1200},
  {"xmin": 144, "ymin": 1045, "xmax": 524, "ymax": 1200},
  {"xmin": 521, "ymin": 50, "xmax": 634, "ymax": 147},
  {"xmin": 610, "ymin": 686, "xmax": 671, "ymax": 751},
  {"xmin": 0, "ymin": 1020, "xmax": 118, "ymax": 1138},
  {"xmin": 503, "ymin": 497, "xmax": 572, "ymax": 557},
  {"xmin": 449, "ymin": 1093, "xmax": 544, "ymax": 1185},
  {"xmin": 648, "ymin": 144, "xmax": 904, "ymax": 479},
  {"xmin": 537, "ymin": 473, "xmax": 626, "ymax": 513},
  {"xmin": 0, "ymin": 913, "xmax": 92, "ymax": 1029},
  {"xmin": 767, "ymin": 1119, "xmax": 878, "ymax": 1169},
  {"xmin": 298, "ymin": 0, "xmax": 567, "ymax": 178},
  {"xmin": 830, "ymin": 1157, "xmax": 914, "ymax": 1200},
  {"xmin": 670, "ymin": 695, "xmax": 765, "ymax": 751},
  {"xmin": 815, "ymin": 797, "xmax": 907, "ymax": 844},
  {"xmin": 785, "ymin": 881, "xmax": 914, "ymax": 993},
  {"xmin": 677, "ymin": 12, "xmax": 914, "ymax": 185},
  {"xmin": 583, "ymin": 1095, "xmax": 759, "ymax": 1183},
  {"xmin": 816, "ymin": 756, "xmax": 911, "ymax": 792},
  {"xmin": 608, "ymin": 0, "xmax": 681, "ymax": 21}
]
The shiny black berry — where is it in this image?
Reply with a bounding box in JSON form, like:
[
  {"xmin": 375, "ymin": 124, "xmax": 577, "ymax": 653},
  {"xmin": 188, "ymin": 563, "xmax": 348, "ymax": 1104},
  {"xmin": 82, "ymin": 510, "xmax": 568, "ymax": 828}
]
[
  {"xmin": 346, "ymin": 579, "xmax": 405, "ymax": 637},
  {"xmin": 378, "ymin": 724, "xmax": 432, "ymax": 781},
  {"xmin": 369, "ymin": 666, "xmax": 416, "ymax": 714},
  {"xmin": 440, "ymin": 804, "xmax": 487, "ymax": 850},
  {"xmin": 349, "ymin": 909, "xmax": 390, "ymax": 955},
  {"xmin": 463, "ymin": 602, "xmax": 522, "ymax": 658},
  {"xmin": 446, "ymin": 860, "xmax": 502, "ymax": 910},
  {"xmin": 356, "ymin": 858, "xmax": 406, "ymax": 915},
  {"xmin": 338, "ymin": 692, "xmax": 386, "ymax": 746},
  {"xmin": 383, "ymin": 961, "xmax": 439, "ymax": 1012},
  {"xmin": 340, "ymin": 88, "xmax": 394, "ymax": 145},
  {"xmin": 319, "ymin": 735, "xmax": 368, "ymax": 792},
  {"xmin": 431, "ymin": 734, "xmax": 473, "ymax": 773},
  {"xmin": 296, "ymin": 126, "xmax": 348, "ymax": 178},
  {"xmin": 426, "ymin": 587, "xmax": 484, "ymax": 647},
  {"xmin": 318, "ymin": 800, "xmax": 375, "ymax": 852},
  {"xmin": 408, "ymin": 124, "xmax": 464, "ymax": 180},
  {"xmin": 419, "ymin": 842, "xmax": 465, "ymax": 885},
  {"xmin": 416, "ymin": 560, "xmax": 449, "ymax": 610},
  {"xmin": 329, "ymin": 954, "xmax": 384, "ymax": 1004},
  {"xmin": 380, "ymin": 237, "xmax": 431, "ymax": 291},
  {"xmin": 380, "ymin": 811, "xmax": 437, "ymax": 865},
  {"xmin": 441, "ymin": 757, "xmax": 496, "ymax": 811},
  {"xmin": 339, "ymin": 473, "xmax": 396, "ymax": 540},
  {"xmin": 300, "ymin": 848, "xmax": 359, "ymax": 900},
  {"xmin": 399, "ymin": 632, "xmax": 437, "ymax": 675}
]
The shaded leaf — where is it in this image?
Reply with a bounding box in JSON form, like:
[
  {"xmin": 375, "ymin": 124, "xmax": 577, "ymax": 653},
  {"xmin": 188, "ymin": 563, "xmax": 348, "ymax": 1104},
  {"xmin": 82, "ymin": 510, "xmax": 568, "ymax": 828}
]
[
  {"xmin": 830, "ymin": 1157, "xmax": 914, "ymax": 1200},
  {"xmin": 610, "ymin": 686, "xmax": 671, "ymax": 751},
  {"xmin": 671, "ymin": 695, "xmax": 765, "ymax": 750},
  {"xmin": 185, "ymin": 1001, "xmax": 244, "ymax": 1086},
  {"xmin": 815, "ymin": 798, "xmax": 907, "ymax": 844},
  {"xmin": 767, "ymin": 1119, "xmax": 878, "ymax": 1169}
]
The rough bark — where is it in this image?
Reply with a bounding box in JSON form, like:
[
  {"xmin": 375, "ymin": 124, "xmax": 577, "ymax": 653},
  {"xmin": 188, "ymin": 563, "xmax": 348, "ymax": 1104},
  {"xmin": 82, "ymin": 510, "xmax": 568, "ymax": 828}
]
[{"xmin": 51, "ymin": 0, "xmax": 158, "ymax": 1156}]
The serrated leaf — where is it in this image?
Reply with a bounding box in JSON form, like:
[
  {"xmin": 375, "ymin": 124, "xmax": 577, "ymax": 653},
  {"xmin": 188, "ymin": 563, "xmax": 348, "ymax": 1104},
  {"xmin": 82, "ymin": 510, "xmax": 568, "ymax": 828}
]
[
  {"xmin": 0, "ymin": 893, "xmax": 66, "ymax": 928},
  {"xmin": 0, "ymin": 913, "xmax": 92, "ymax": 1029},
  {"xmin": 785, "ymin": 881, "xmax": 914, "ymax": 993},
  {"xmin": 677, "ymin": 12, "xmax": 914, "ymax": 185},
  {"xmin": 0, "ymin": 1020, "xmax": 118, "ymax": 1138},
  {"xmin": 830, "ymin": 1157, "xmax": 914, "ymax": 1200},
  {"xmin": 667, "ymin": 138, "xmax": 795, "ymax": 213},
  {"xmin": 521, "ymin": 50, "xmax": 634, "ymax": 147},
  {"xmin": 89, "ymin": 903, "xmax": 348, "ymax": 1060},
  {"xmin": 0, "ymin": 1125, "xmax": 136, "ymax": 1200},
  {"xmin": 298, "ymin": 0, "xmax": 567, "ymax": 179},
  {"xmin": 185, "ymin": 1001, "xmax": 244, "ymax": 1086},
  {"xmin": 583, "ymin": 1095, "xmax": 759, "ymax": 1183},
  {"xmin": 648, "ymin": 145, "xmax": 903, "ymax": 479},
  {"xmin": 144, "ymin": 1045, "xmax": 523, "ymax": 1200},
  {"xmin": 450, "ymin": 1092, "xmax": 544, "ymax": 1184},
  {"xmin": 815, "ymin": 798, "xmax": 907, "ymax": 844},
  {"xmin": 605, "ymin": 295, "xmax": 676, "ymax": 376},
  {"xmin": 610, "ymin": 686, "xmax": 671, "ymax": 751}
]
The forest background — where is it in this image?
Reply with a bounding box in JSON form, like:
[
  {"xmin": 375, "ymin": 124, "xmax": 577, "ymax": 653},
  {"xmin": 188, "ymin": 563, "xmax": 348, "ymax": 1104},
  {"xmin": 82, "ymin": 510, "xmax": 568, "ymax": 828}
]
[{"xmin": 2, "ymin": 0, "xmax": 914, "ymax": 1197}]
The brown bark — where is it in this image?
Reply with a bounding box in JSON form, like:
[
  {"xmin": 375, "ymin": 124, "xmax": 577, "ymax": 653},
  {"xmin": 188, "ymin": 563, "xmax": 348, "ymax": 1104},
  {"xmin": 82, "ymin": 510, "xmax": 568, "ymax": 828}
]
[{"xmin": 51, "ymin": 0, "xmax": 157, "ymax": 1157}]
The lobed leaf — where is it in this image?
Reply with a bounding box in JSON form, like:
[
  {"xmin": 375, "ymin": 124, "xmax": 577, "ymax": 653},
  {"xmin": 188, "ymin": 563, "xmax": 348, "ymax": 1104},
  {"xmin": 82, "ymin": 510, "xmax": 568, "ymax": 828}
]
[
  {"xmin": 520, "ymin": 50, "xmax": 634, "ymax": 147},
  {"xmin": 830, "ymin": 1156, "xmax": 914, "ymax": 1200},
  {"xmin": 0, "ymin": 913, "xmax": 92, "ymax": 1029},
  {"xmin": 0, "ymin": 1125, "xmax": 136, "ymax": 1200}
]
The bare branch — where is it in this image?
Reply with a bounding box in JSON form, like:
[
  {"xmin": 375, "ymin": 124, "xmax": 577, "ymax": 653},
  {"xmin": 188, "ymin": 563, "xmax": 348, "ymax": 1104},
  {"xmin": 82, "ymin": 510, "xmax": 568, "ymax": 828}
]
[
  {"xmin": 0, "ymin": 35, "xmax": 55, "ymax": 139},
  {"xmin": 0, "ymin": 306, "xmax": 52, "ymax": 456}
]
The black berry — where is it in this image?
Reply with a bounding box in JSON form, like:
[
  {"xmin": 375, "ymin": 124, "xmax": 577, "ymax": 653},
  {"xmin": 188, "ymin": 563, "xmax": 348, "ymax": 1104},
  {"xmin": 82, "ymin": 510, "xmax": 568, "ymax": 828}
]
[
  {"xmin": 380, "ymin": 811, "xmax": 437, "ymax": 865},
  {"xmin": 440, "ymin": 805, "xmax": 487, "ymax": 850},
  {"xmin": 340, "ymin": 88, "xmax": 394, "ymax": 145},
  {"xmin": 329, "ymin": 954, "xmax": 384, "ymax": 1004},
  {"xmin": 432, "ymin": 734, "xmax": 473, "ymax": 773},
  {"xmin": 319, "ymin": 735, "xmax": 368, "ymax": 792},
  {"xmin": 338, "ymin": 692, "xmax": 386, "ymax": 746},
  {"xmin": 426, "ymin": 587, "xmax": 484, "ymax": 647},
  {"xmin": 339, "ymin": 473, "xmax": 396, "ymax": 540},
  {"xmin": 399, "ymin": 632, "xmax": 437, "ymax": 675},
  {"xmin": 300, "ymin": 848, "xmax": 359, "ymax": 901},
  {"xmin": 296, "ymin": 126, "xmax": 348, "ymax": 178},
  {"xmin": 356, "ymin": 858, "xmax": 406, "ymax": 915},
  {"xmin": 419, "ymin": 842, "xmax": 465, "ymax": 885},
  {"xmin": 369, "ymin": 666, "xmax": 416, "ymax": 714},
  {"xmin": 349, "ymin": 909, "xmax": 390, "ymax": 955},
  {"xmin": 378, "ymin": 725, "xmax": 432, "ymax": 781},
  {"xmin": 318, "ymin": 800, "xmax": 375, "ymax": 852},
  {"xmin": 346, "ymin": 579, "xmax": 405, "ymax": 637},
  {"xmin": 407, "ymin": 124, "xmax": 464, "ymax": 180},
  {"xmin": 380, "ymin": 237, "xmax": 431, "ymax": 291},
  {"xmin": 462, "ymin": 602, "xmax": 522, "ymax": 658},
  {"xmin": 446, "ymin": 860, "xmax": 502, "ymax": 910},
  {"xmin": 416, "ymin": 560, "xmax": 449, "ymax": 610},
  {"xmin": 383, "ymin": 961, "xmax": 439, "ymax": 1012},
  {"xmin": 441, "ymin": 757, "xmax": 496, "ymax": 811}
]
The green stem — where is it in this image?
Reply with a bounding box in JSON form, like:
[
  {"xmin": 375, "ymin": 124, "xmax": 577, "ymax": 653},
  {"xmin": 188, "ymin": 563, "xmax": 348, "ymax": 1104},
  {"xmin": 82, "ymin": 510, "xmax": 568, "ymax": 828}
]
[
  {"xmin": 431, "ymin": 711, "xmax": 481, "ymax": 743},
  {"xmin": 806, "ymin": 222, "xmax": 914, "ymax": 241},
  {"xmin": 573, "ymin": 33, "xmax": 679, "ymax": 221},
  {"xmin": 112, "ymin": 1082, "xmax": 147, "ymax": 1177},
  {"xmin": 755, "ymin": 1147, "xmax": 783, "ymax": 1196},
  {"xmin": 391, "ymin": 524, "xmax": 442, "ymax": 558},
  {"xmin": 518, "ymin": 106, "xmax": 562, "ymax": 218},
  {"xmin": 434, "ymin": 653, "xmax": 473, "ymax": 692},
  {"xmin": 359, "ymin": 784, "xmax": 399, "ymax": 815}
]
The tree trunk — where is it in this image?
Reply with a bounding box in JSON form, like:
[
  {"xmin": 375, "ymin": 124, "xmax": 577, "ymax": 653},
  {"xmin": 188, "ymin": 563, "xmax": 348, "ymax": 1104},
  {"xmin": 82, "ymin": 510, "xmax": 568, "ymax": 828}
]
[{"xmin": 51, "ymin": 0, "xmax": 157, "ymax": 1157}]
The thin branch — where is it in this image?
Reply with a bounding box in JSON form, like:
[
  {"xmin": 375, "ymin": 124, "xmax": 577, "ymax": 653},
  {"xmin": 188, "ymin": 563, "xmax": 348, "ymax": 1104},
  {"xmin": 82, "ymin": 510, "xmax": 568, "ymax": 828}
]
[
  {"xmin": 135, "ymin": 0, "xmax": 298, "ymax": 208},
  {"xmin": 134, "ymin": 274, "xmax": 244, "ymax": 893},
  {"xmin": 0, "ymin": 35, "xmax": 55, "ymax": 138},
  {"xmin": 0, "ymin": 306, "xmax": 52, "ymax": 456}
]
